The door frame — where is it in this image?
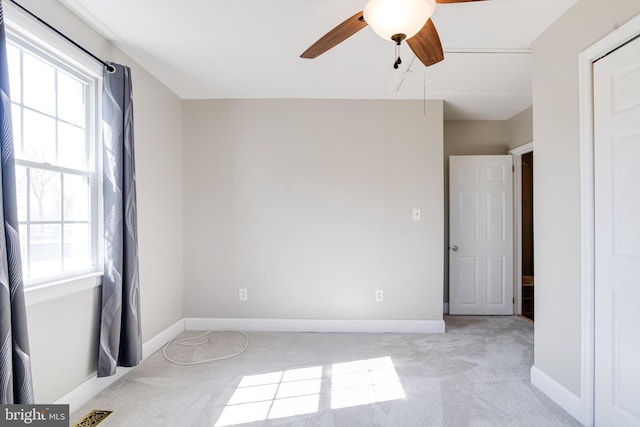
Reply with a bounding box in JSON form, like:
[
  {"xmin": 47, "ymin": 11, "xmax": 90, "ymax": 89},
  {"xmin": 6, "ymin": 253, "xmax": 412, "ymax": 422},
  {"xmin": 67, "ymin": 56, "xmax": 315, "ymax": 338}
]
[
  {"xmin": 578, "ymin": 13, "xmax": 640, "ymax": 427},
  {"xmin": 509, "ymin": 142, "xmax": 533, "ymax": 316}
]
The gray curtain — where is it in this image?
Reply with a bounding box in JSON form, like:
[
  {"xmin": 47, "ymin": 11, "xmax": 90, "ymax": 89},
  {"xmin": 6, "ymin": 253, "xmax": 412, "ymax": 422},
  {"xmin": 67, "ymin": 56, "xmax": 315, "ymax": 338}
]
[
  {"xmin": 98, "ymin": 62, "xmax": 142, "ymax": 377},
  {"xmin": 0, "ymin": 0, "xmax": 34, "ymax": 404}
]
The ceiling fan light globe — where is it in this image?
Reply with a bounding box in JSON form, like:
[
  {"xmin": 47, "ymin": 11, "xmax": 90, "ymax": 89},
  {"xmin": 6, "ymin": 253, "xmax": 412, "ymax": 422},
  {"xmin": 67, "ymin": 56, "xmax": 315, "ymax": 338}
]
[{"xmin": 363, "ymin": 0, "xmax": 436, "ymax": 42}]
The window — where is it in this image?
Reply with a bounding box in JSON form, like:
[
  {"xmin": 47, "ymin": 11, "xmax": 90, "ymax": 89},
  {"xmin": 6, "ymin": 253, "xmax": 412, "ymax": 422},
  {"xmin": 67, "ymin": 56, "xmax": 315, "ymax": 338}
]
[{"xmin": 6, "ymin": 28, "xmax": 102, "ymax": 286}]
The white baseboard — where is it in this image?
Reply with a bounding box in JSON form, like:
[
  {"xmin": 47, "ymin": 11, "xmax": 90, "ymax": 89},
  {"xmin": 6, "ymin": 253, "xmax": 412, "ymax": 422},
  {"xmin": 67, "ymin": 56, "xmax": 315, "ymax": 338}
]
[
  {"xmin": 184, "ymin": 317, "xmax": 445, "ymax": 334},
  {"xmin": 142, "ymin": 319, "xmax": 185, "ymax": 359},
  {"xmin": 443, "ymin": 303, "xmax": 449, "ymax": 314},
  {"xmin": 530, "ymin": 365, "xmax": 582, "ymax": 423},
  {"xmin": 55, "ymin": 319, "xmax": 185, "ymax": 415}
]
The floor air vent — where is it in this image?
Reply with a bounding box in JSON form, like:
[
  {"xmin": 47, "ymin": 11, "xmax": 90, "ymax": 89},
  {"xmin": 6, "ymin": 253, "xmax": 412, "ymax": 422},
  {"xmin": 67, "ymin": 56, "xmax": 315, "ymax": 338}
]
[{"xmin": 72, "ymin": 409, "xmax": 113, "ymax": 426}]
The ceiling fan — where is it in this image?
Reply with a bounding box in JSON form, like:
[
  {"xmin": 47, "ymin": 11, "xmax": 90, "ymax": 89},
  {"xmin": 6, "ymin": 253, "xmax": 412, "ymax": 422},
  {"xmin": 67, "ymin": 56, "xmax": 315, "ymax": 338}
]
[{"xmin": 300, "ymin": 0, "xmax": 486, "ymax": 68}]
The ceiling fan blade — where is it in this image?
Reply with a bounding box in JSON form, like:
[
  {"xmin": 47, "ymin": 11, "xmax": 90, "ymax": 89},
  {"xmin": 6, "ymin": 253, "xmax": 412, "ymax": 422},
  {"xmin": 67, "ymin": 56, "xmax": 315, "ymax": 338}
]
[
  {"xmin": 300, "ymin": 11, "xmax": 367, "ymax": 59},
  {"xmin": 436, "ymin": 0, "xmax": 486, "ymax": 3},
  {"xmin": 407, "ymin": 19, "xmax": 444, "ymax": 67}
]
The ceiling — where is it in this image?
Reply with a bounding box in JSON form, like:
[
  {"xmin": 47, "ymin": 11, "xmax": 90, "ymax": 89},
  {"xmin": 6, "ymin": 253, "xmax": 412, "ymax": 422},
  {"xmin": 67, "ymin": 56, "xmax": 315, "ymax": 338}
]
[{"xmin": 58, "ymin": 0, "xmax": 578, "ymax": 120}]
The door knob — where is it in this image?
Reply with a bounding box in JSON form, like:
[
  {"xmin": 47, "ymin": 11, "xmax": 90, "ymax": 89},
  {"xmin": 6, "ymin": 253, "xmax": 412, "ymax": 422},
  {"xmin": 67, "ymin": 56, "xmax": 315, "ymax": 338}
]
[{"xmin": 451, "ymin": 245, "xmax": 458, "ymax": 251}]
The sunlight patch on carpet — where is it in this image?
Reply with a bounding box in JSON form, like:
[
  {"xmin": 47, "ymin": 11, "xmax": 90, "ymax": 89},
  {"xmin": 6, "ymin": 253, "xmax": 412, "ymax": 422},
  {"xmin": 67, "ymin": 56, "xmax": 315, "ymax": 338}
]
[
  {"xmin": 215, "ymin": 357, "xmax": 406, "ymax": 426},
  {"xmin": 330, "ymin": 356, "xmax": 406, "ymax": 409},
  {"xmin": 216, "ymin": 366, "xmax": 322, "ymax": 426}
]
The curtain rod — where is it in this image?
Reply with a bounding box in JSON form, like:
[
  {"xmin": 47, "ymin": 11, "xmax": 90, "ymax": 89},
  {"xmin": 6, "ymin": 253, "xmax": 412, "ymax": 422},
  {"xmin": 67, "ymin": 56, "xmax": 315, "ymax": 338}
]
[{"xmin": 8, "ymin": 0, "xmax": 115, "ymax": 73}]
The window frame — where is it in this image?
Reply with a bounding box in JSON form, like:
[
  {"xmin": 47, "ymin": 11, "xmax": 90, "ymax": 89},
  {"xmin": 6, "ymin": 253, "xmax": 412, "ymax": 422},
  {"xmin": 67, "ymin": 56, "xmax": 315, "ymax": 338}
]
[{"xmin": 4, "ymin": 2, "xmax": 104, "ymax": 302}]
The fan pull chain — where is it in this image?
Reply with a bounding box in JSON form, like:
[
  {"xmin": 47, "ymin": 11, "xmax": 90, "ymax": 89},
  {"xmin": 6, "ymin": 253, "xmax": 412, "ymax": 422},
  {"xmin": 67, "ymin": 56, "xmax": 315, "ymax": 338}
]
[{"xmin": 394, "ymin": 41, "xmax": 402, "ymax": 69}]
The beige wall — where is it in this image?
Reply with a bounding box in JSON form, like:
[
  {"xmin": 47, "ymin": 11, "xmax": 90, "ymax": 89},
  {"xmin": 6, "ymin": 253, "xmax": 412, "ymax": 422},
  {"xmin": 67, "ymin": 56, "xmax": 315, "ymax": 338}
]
[
  {"xmin": 10, "ymin": 0, "xmax": 184, "ymax": 402},
  {"xmin": 507, "ymin": 106, "xmax": 533, "ymax": 150},
  {"xmin": 27, "ymin": 288, "xmax": 101, "ymax": 404},
  {"xmin": 183, "ymin": 99, "xmax": 444, "ymax": 321},
  {"xmin": 532, "ymin": 0, "xmax": 640, "ymax": 396}
]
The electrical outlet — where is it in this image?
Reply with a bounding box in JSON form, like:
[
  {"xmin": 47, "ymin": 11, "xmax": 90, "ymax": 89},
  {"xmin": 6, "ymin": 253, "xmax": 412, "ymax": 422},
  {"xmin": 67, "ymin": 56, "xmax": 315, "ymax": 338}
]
[
  {"xmin": 239, "ymin": 288, "xmax": 248, "ymax": 301},
  {"xmin": 375, "ymin": 290, "xmax": 384, "ymax": 302}
]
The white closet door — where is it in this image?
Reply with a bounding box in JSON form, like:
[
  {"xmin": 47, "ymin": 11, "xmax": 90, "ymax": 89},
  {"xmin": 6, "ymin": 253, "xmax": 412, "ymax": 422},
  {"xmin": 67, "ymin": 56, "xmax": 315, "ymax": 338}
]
[{"xmin": 594, "ymin": 35, "xmax": 640, "ymax": 427}]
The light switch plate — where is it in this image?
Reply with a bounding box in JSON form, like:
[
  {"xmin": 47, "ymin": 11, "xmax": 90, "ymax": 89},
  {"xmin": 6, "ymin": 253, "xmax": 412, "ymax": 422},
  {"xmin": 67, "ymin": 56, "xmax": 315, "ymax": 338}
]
[{"xmin": 412, "ymin": 207, "xmax": 422, "ymax": 221}]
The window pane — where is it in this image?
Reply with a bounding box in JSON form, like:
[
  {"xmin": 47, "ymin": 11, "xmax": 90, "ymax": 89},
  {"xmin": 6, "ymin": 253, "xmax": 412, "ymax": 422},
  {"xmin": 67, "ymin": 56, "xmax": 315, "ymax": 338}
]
[
  {"xmin": 23, "ymin": 109, "xmax": 56, "ymax": 163},
  {"xmin": 58, "ymin": 122, "xmax": 86, "ymax": 170},
  {"xmin": 29, "ymin": 169, "xmax": 61, "ymax": 221},
  {"xmin": 7, "ymin": 32, "xmax": 99, "ymax": 284},
  {"xmin": 63, "ymin": 174, "xmax": 90, "ymax": 221},
  {"xmin": 22, "ymin": 52, "xmax": 56, "ymax": 116},
  {"xmin": 57, "ymin": 71, "xmax": 85, "ymax": 126},
  {"xmin": 29, "ymin": 224, "xmax": 62, "ymax": 279},
  {"xmin": 15, "ymin": 166, "xmax": 28, "ymax": 222},
  {"xmin": 64, "ymin": 223, "xmax": 90, "ymax": 271},
  {"xmin": 7, "ymin": 43, "xmax": 21, "ymax": 103},
  {"xmin": 11, "ymin": 104, "xmax": 22, "ymax": 157}
]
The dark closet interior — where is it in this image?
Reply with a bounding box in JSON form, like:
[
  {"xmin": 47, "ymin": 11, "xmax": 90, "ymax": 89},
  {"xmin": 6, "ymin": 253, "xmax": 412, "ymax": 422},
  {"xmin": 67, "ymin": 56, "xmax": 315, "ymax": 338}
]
[{"xmin": 521, "ymin": 152, "xmax": 534, "ymax": 321}]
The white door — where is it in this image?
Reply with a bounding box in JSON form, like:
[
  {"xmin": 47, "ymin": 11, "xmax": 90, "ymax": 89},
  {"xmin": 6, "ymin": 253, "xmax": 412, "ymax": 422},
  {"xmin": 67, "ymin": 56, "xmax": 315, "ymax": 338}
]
[
  {"xmin": 449, "ymin": 155, "xmax": 513, "ymax": 315},
  {"xmin": 594, "ymin": 35, "xmax": 640, "ymax": 427}
]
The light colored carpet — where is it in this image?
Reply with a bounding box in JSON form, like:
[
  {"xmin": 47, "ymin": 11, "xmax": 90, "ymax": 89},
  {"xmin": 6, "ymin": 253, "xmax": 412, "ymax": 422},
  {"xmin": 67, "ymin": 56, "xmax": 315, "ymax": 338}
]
[{"xmin": 71, "ymin": 316, "xmax": 581, "ymax": 426}]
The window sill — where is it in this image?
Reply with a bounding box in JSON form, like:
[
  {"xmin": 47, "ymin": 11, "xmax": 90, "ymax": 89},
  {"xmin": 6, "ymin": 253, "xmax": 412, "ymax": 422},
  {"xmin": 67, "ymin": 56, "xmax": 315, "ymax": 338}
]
[{"xmin": 24, "ymin": 273, "xmax": 103, "ymax": 307}]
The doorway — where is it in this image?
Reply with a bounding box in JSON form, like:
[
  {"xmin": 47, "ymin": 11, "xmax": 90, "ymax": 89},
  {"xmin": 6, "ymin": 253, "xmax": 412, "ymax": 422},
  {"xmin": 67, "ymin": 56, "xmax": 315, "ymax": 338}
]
[{"xmin": 510, "ymin": 142, "xmax": 533, "ymax": 320}]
